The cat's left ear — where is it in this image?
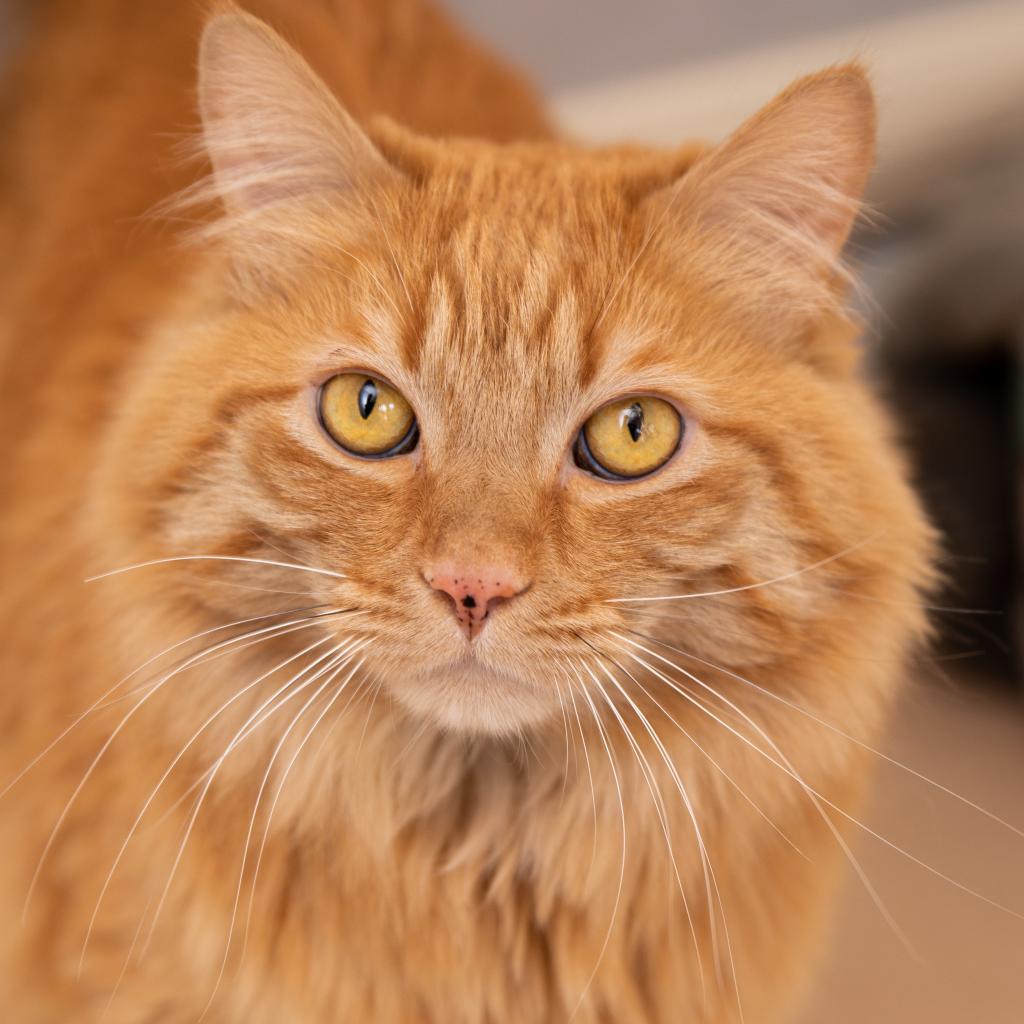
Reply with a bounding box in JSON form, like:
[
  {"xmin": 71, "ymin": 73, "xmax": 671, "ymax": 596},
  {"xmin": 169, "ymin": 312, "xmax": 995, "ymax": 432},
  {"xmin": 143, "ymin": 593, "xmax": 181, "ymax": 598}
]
[
  {"xmin": 196, "ymin": 10, "xmax": 395, "ymax": 253},
  {"xmin": 649, "ymin": 65, "xmax": 876, "ymax": 308}
]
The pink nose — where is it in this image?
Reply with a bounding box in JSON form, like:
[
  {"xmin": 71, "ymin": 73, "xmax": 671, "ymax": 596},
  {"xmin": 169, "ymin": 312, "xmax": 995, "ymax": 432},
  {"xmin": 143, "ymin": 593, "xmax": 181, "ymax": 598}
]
[{"xmin": 425, "ymin": 564, "xmax": 528, "ymax": 639}]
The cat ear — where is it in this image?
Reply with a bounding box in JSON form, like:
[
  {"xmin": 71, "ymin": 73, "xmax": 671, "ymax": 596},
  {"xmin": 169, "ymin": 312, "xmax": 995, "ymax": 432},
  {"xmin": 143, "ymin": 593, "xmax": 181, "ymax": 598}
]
[
  {"xmin": 197, "ymin": 10, "xmax": 393, "ymax": 224},
  {"xmin": 653, "ymin": 66, "xmax": 876, "ymax": 305}
]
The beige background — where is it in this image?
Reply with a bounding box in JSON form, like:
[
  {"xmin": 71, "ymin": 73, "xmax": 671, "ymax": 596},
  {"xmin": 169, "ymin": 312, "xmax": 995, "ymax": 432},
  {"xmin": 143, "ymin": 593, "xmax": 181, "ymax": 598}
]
[{"xmin": 795, "ymin": 681, "xmax": 1024, "ymax": 1022}]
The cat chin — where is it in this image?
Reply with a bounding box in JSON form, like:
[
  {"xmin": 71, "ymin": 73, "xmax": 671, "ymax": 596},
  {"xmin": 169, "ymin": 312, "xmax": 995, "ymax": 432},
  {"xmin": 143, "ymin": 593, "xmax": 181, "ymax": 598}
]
[{"xmin": 394, "ymin": 660, "xmax": 555, "ymax": 736}]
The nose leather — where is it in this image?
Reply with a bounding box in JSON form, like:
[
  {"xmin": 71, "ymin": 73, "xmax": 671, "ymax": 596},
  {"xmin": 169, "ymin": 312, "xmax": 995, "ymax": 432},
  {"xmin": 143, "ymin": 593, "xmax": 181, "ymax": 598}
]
[{"xmin": 425, "ymin": 565, "xmax": 528, "ymax": 639}]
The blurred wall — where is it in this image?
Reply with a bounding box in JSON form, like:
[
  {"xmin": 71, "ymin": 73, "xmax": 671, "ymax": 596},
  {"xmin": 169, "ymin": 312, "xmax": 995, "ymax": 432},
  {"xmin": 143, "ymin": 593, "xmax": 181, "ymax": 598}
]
[{"xmin": 444, "ymin": 0, "xmax": 955, "ymax": 90}]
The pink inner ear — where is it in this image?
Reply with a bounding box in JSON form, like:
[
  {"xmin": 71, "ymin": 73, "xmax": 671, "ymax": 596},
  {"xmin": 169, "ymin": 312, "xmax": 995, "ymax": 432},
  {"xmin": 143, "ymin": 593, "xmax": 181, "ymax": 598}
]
[
  {"xmin": 670, "ymin": 68, "xmax": 875, "ymax": 263},
  {"xmin": 198, "ymin": 12, "xmax": 391, "ymax": 219}
]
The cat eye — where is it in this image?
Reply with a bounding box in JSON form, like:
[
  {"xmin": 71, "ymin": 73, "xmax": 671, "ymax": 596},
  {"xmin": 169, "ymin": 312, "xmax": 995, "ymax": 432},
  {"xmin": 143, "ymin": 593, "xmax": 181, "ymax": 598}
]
[
  {"xmin": 318, "ymin": 373, "xmax": 418, "ymax": 458},
  {"xmin": 574, "ymin": 395, "xmax": 682, "ymax": 480}
]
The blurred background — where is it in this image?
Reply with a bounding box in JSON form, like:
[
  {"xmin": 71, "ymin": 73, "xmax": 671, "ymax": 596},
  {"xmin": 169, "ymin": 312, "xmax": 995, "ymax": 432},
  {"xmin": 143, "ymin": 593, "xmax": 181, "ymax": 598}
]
[
  {"xmin": 442, "ymin": 1, "xmax": 1024, "ymax": 1019},
  {"xmin": 3, "ymin": 0, "xmax": 1022, "ymax": 1018}
]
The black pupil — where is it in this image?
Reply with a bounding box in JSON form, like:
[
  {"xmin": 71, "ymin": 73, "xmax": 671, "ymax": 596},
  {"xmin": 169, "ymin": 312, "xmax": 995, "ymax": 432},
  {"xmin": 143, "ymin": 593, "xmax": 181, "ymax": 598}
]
[
  {"xmin": 626, "ymin": 402, "xmax": 644, "ymax": 443},
  {"xmin": 358, "ymin": 379, "xmax": 378, "ymax": 420}
]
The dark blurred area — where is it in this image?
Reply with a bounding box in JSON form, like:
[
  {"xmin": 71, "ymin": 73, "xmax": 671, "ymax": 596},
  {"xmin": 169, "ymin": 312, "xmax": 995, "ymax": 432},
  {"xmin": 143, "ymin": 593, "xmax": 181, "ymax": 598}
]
[{"xmin": 859, "ymin": 115, "xmax": 1024, "ymax": 683}]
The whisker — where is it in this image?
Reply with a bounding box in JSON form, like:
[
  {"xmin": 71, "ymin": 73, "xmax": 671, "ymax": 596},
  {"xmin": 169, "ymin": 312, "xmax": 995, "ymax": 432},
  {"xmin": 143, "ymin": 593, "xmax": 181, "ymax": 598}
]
[
  {"xmin": 392, "ymin": 715, "xmax": 432, "ymax": 770},
  {"xmin": 203, "ymin": 651, "xmax": 367, "ymax": 1017},
  {"xmin": 586, "ymin": 664, "xmax": 674, "ymax": 850},
  {"xmin": 23, "ymin": 609, "xmax": 345, "ymax": 920},
  {"xmin": 611, "ymin": 632, "xmax": 926, "ymax": 953},
  {"xmin": 307, "ymin": 666, "xmax": 381, "ymax": 772},
  {"xmin": 565, "ymin": 662, "xmax": 628, "ymax": 1021},
  {"xmin": 93, "ymin": 612, "xmax": 359, "ymax": 712},
  {"xmin": 629, "ymin": 630, "xmax": 1024, "ymax": 843},
  {"xmin": 627, "ymin": 600, "xmax": 987, "ymax": 672},
  {"xmin": 142, "ymin": 632, "xmax": 362, "ymax": 832},
  {"xmin": 823, "ymin": 587, "xmax": 1001, "ymax": 617},
  {"xmin": 77, "ymin": 633, "xmax": 339, "ymax": 973},
  {"xmin": 560, "ymin": 662, "xmax": 599, "ymax": 877},
  {"xmin": 926, "ymin": 649, "xmax": 987, "ymax": 664},
  {"xmin": 551, "ymin": 674, "xmax": 574, "ymax": 800},
  {"xmin": 605, "ymin": 536, "xmax": 876, "ymax": 604},
  {"xmin": 633, "ymin": 639, "xmax": 1024, "ymax": 926},
  {"xmin": 99, "ymin": 894, "xmax": 153, "ymax": 1023},
  {"xmin": 354, "ymin": 676, "xmax": 384, "ymax": 759},
  {"xmin": 246, "ymin": 661, "xmax": 372, "ymax": 942},
  {"xmin": 577, "ymin": 655, "xmax": 713, "ymax": 1012},
  {"xmin": 243, "ymin": 526, "xmax": 318, "ymax": 569},
  {"xmin": 85, "ymin": 554, "xmax": 347, "ymax": 583},
  {"xmin": 0, "ymin": 605, "xmax": 328, "ymax": 800},
  {"xmin": 603, "ymin": 637, "xmax": 807, "ymax": 857},
  {"xmin": 139, "ymin": 638, "xmax": 365, "ymax": 952},
  {"xmin": 178, "ymin": 573, "xmax": 315, "ymax": 599}
]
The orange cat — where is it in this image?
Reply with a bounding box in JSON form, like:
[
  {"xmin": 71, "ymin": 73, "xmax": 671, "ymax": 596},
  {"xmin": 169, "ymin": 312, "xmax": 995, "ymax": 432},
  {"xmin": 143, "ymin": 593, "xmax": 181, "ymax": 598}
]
[{"xmin": 0, "ymin": 2, "xmax": 935, "ymax": 1021}]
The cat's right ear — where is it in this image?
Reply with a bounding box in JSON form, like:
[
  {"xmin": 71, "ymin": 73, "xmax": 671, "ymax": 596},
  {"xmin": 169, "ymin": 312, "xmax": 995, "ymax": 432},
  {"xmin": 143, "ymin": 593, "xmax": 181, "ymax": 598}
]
[
  {"xmin": 645, "ymin": 66, "xmax": 876, "ymax": 321},
  {"xmin": 196, "ymin": 10, "xmax": 395, "ymax": 264}
]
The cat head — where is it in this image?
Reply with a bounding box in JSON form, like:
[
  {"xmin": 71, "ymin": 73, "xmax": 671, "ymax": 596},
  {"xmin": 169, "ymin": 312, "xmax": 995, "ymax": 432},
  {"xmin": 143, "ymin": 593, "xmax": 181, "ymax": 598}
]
[{"xmin": 99, "ymin": 12, "xmax": 932, "ymax": 737}]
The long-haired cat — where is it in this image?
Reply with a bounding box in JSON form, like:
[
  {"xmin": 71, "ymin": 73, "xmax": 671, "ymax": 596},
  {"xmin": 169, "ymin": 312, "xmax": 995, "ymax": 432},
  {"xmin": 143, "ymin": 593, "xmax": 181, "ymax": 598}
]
[{"xmin": 0, "ymin": 1, "xmax": 934, "ymax": 1021}]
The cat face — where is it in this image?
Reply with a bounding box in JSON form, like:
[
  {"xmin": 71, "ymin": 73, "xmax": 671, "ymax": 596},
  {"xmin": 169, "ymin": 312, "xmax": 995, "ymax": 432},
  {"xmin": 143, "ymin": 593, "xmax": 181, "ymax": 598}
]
[{"xmin": 102, "ymin": 14, "xmax": 932, "ymax": 737}]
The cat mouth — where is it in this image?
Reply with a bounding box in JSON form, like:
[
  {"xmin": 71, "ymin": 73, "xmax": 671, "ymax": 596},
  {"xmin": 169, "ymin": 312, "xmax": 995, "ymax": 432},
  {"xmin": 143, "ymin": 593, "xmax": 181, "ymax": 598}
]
[
  {"xmin": 400, "ymin": 654, "xmax": 552, "ymax": 733},
  {"xmin": 429, "ymin": 654, "xmax": 525, "ymax": 687}
]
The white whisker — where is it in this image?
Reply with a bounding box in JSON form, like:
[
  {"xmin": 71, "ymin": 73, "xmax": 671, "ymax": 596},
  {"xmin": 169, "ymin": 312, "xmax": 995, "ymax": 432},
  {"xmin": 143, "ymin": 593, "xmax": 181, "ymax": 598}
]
[
  {"xmin": 606, "ymin": 537, "xmax": 874, "ymax": 604},
  {"xmin": 561, "ymin": 662, "xmax": 599, "ymax": 877},
  {"xmin": 604, "ymin": 639, "xmax": 806, "ymax": 858},
  {"xmin": 85, "ymin": 554, "xmax": 347, "ymax": 583},
  {"xmin": 618, "ymin": 631, "xmax": 1024, "ymax": 922},
  {"xmin": 140, "ymin": 638, "xmax": 364, "ymax": 951},
  {"xmin": 565, "ymin": 662, "xmax": 628, "ymax": 1021},
  {"xmin": 99, "ymin": 894, "xmax": 152, "ymax": 1023},
  {"xmin": 636, "ymin": 633, "xmax": 1024, "ymax": 843},
  {"xmin": 202, "ymin": 651, "xmax": 367, "ymax": 1017},
  {"xmin": 180, "ymin": 573, "xmax": 316, "ymax": 599},
  {"xmin": 579, "ymin": 655, "xmax": 713, "ymax": 1013},
  {"xmin": 612, "ymin": 631, "xmax": 920, "ymax": 953},
  {"xmin": 23, "ymin": 610, "xmax": 344, "ymax": 920},
  {"xmin": 246, "ymin": 661, "xmax": 372, "ymax": 940},
  {"xmin": 77, "ymin": 633, "xmax": 338, "ymax": 973},
  {"xmin": 552, "ymin": 674, "xmax": 574, "ymax": 800},
  {"xmin": 95, "ymin": 612, "xmax": 358, "ymax": 712},
  {"xmin": 0, "ymin": 605, "xmax": 327, "ymax": 801},
  {"xmin": 353, "ymin": 677, "xmax": 384, "ymax": 758}
]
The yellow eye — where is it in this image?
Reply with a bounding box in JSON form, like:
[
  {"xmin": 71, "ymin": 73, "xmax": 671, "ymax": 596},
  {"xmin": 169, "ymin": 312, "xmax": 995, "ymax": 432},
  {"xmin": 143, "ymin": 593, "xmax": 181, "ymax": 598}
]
[
  {"xmin": 576, "ymin": 396, "xmax": 682, "ymax": 480},
  {"xmin": 318, "ymin": 373, "xmax": 418, "ymax": 458}
]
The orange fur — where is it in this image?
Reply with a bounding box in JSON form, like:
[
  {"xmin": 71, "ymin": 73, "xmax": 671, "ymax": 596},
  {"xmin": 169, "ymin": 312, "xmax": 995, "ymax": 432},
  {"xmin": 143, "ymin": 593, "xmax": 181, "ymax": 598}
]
[{"xmin": 0, "ymin": 3, "xmax": 935, "ymax": 1021}]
